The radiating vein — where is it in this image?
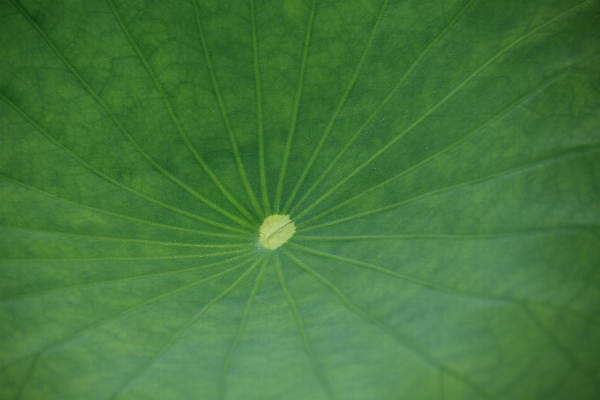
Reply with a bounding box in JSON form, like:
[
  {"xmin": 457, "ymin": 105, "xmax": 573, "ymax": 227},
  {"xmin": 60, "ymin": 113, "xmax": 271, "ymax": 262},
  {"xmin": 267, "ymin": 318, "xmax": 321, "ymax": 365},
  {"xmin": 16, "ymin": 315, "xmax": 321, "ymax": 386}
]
[
  {"xmin": 221, "ymin": 254, "xmax": 269, "ymax": 400},
  {"xmin": 12, "ymin": 354, "xmax": 38, "ymax": 400},
  {"xmin": 438, "ymin": 369, "xmax": 446, "ymax": 400},
  {"xmin": 1, "ymin": 255, "xmax": 255, "ymax": 381},
  {"xmin": 107, "ymin": 256, "xmax": 263, "ymax": 400},
  {"xmin": 274, "ymin": 0, "xmax": 317, "ymax": 212},
  {"xmin": 290, "ymin": 0, "xmax": 475, "ymax": 218},
  {"xmin": 105, "ymin": 0, "xmax": 258, "ymax": 225},
  {"xmin": 294, "ymin": 226, "xmax": 600, "ymax": 242},
  {"xmin": 274, "ymin": 254, "xmax": 335, "ymax": 399},
  {"xmin": 9, "ymin": 0, "xmax": 255, "ymax": 230},
  {"xmin": 290, "ymin": 243, "xmax": 600, "ymax": 324},
  {"xmin": 284, "ymin": 0, "xmax": 389, "ymax": 214},
  {"xmin": 518, "ymin": 304, "xmax": 600, "ymax": 390},
  {"xmin": 299, "ymin": 65, "xmax": 567, "ymax": 225},
  {"xmin": 0, "ymin": 224, "xmax": 250, "ymax": 248},
  {"xmin": 295, "ymin": 232, "xmax": 550, "ymax": 241},
  {"xmin": 3, "ymin": 250, "xmax": 246, "ymax": 263},
  {"xmin": 291, "ymin": 243, "xmax": 451, "ymax": 292},
  {"xmin": 0, "ymin": 173, "xmax": 248, "ymax": 239},
  {"xmin": 0, "ymin": 91, "xmax": 250, "ymax": 235},
  {"xmin": 1, "ymin": 251, "xmax": 254, "ymax": 303},
  {"xmin": 192, "ymin": 0, "xmax": 263, "ymax": 217},
  {"xmin": 300, "ymin": 142, "xmax": 600, "ymax": 232},
  {"xmin": 250, "ymin": 0, "xmax": 270, "ymax": 215},
  {"xmin": 282, "ymin": 249, "xmax": 496, "ymax": 400},
  {"xmin": 294, "ymin": 0, "xmax": 592, "ymax": 220}
]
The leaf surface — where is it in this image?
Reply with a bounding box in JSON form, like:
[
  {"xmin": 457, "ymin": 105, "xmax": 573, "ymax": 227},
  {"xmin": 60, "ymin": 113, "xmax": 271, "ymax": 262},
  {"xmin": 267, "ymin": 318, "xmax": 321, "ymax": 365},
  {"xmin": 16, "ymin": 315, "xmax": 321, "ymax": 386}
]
[{"xmin": 1, "ymin": 0, "xmax": 599, "ymax": 399}]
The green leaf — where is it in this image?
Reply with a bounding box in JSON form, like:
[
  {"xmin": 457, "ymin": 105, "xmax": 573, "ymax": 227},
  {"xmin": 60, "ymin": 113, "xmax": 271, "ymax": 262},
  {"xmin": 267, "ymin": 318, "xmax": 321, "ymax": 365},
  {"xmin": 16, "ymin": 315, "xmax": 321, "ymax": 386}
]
[{"xmin": 1, "ymin": 0, "xmax": 599, "ymax": 398}]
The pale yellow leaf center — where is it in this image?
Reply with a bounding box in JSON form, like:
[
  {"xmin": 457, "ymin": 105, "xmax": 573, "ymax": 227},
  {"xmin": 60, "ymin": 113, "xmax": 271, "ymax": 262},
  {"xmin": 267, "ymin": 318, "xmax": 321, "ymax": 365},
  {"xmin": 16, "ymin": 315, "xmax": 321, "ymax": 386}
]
[{"xmin": 259, "ymin": 214, "xmax": 296, "ymax": 250}]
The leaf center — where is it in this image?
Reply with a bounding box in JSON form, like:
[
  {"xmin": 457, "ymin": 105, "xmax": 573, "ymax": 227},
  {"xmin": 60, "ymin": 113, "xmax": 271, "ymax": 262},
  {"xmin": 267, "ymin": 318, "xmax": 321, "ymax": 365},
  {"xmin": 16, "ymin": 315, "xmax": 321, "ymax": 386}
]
[{"xmin": 259, "ymin": 214, "xmax": 296, "ymax": 250}]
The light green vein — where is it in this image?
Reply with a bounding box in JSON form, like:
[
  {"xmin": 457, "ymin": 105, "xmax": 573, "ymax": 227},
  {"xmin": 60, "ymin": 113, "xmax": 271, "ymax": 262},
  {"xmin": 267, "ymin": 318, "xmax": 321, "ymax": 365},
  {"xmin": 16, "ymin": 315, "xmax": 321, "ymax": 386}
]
[
  {"xmin": 106, "ymin": 0, "xmax": 257, "ymax": 226},
  {"xmin": 519, "ymin": 304, "xmax": 600, "ymax": 391},
  {"xmin": 274, "ymin": 0, "xmax": 317, "ymax": 213},
  {"xmin": 284, "ymin": 0, "xmax": 389, "ymax": 214},
  {"xmin": 290, "ymin": 243, "xmax": 600, "ymax": 324},
  {"xmin": 107, "ymin": 256, "xmax": 263, "ymax": 400},
  {"xmin": 0, "ymin": 225, "xmax": 250, "ymax": 248},
  {"xmin": 250, "ymin": 0, "xmax": 270, "ymax": 215},
  {"xmin": 289, "ymin": 0, "xmax": 475, "ymax": 218},
  {"xmin": 0, "ymin": 91, "xmax": 250, "ymax": 235},
  {"xmin": 274, "ymin": 253, "xmax": 335, "ymax": 400},
  {"xmin": 221, "ymin": 254, "xmax": 269, "ymax": 400},
  {"xmin": 192, "ymin": 0, "xmax": 263, "ymax": 218},
  {"xmin": 0, "ymin": 255, "xmax": 256, "ymax": 376},
  {"xmin": 2, "ymin": 249, "xmax": 247, "ymax": 263},
  {"xmin": 10, "ymin": 0, "xmax": 256, "ymax": 231},
  {"xmin": 282, "ymin": 249, "xmax": 496, "ymax": 400},
  {"xmin": 13, "ymin": 354, "xmax": 38, "ymax": 400},
  {"xmin": 298, "ymin": 69, "xmax": 566, "ymax": 225},
  {"xmin": 1, "ymin": 250, "xmax": 253, "ymax": 303},
  {"xmin": 290, "ymin": 243, "xmax": 445, "ymax": 292},
  {"xmin": 299, "ymin": 142, "xmax": 600, "ymax": 232},
  {"xmin": 294, "ymin": 0, "xmax": 592, "ymax": 220},
  {"xmin": 294, "ymin": 233, "xmax": 544, "ymax": 241},
  {"xmin": 294, "ymin": 226, "xmax": 600, "ymax": 242},
  {"xmin": 0, "ymin": 173, "xmax": 248, "ymax": 240}
]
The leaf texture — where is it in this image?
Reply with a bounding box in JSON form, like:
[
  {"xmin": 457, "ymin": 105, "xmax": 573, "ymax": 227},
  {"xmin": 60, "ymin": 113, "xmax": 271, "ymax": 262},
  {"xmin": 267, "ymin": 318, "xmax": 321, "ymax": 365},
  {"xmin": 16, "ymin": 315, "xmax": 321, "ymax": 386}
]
[{"xmin": 1, "ymin": 0, "xmax": 599, "ymax": 399}]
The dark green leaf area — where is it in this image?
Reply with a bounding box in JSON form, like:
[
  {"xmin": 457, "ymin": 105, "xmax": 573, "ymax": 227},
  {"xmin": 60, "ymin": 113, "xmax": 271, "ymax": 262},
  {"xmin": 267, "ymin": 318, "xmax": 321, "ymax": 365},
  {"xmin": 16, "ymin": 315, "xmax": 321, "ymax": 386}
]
[{"xmin": 1, "ymin": 0, "xmax": 599, "ymax": 399}]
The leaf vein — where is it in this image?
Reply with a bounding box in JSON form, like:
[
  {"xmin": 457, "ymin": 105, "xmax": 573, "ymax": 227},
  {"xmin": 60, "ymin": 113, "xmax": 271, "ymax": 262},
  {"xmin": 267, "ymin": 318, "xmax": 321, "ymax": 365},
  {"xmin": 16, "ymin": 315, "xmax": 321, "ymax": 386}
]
[
  {"xmin": 299, "ymin": 68, "xmax": 568, "ymax": 225},
  {"xmin": 294, "ymin": 0, "xmax": 592, "ymax": 220},
  {"xmin": 107, "ymin": 257, "xmax": 262, "ymax": 400},
  {"xmin": 221, "ymin": 255, "xmax": 269, "ymax": 400},
  {"xmin": 274, "ymin": 0, "xmax": 318, "ymax": 212},
  {"xmin": 0, "ymin": 91, "xmax": 250, "ymax": 234},
  {"xmin": 290, "ymin": 0, "xmax": 476, "ymax": 219},
  {"xmin": 192, "ymin": 0, "xmax": 263, "ymax": 218},
  {"xmin": 275, "ymin": 253, "xmax": 335, "ymax": 400},
  {"xmin": 284, "ymin": 0, "xmax": 390, "ymax": 214},
  {"xmin": 283, "ymin": 249, "xmax": 497, "ymax": 400},
  {"xmin": 0, "ymin": 173, "xmax": 248, "ymax": 239},
  {"xmin": 9, "ymin": 0, "xmax": 256, "ymax": 230},
  {"xmin": 1, "ymin": 256, "xmax": 256, "ymax": 387},
  {"xmin": 301, "ymin": 143, "xmax": 600, "ymax": 231}
]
